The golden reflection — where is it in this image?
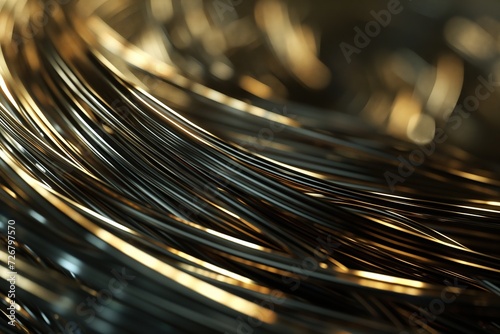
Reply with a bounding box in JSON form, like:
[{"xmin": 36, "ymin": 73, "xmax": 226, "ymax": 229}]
[
  {"xmin": 445, "ymin": 17, "xmax": 495, "ymax": 60},
  {"xmin": 1, "ymin": 1, "xmax": 499, "ymax": 333},
  {"xmin": 255, "ymin": 0, "xmax": 330, "ymax": 89},
  {"xmin": 426, "ymin": 54, "xmax": 463, "ymax": 118},
  {"xmin": 352, "ymin": 271, "xmax": 425, "ymax": 289},
  {"xmin": 34, "ymin": 177, "xmax": 276, "ymax": 323},
  {"xmin": 388, "ymin": 91, "xmax": 422, "ymax": 139}
]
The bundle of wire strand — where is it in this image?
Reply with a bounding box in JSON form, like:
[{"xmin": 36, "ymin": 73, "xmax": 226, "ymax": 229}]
[{"xmin": 0, "ymin": 0, "xmax": 499, "ymax": 333}]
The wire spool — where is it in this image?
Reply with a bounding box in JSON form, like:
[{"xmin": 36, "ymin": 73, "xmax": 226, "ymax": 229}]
[{"xmin": 0, "ymin": 0, "xmax": 499, "ymax": 333}]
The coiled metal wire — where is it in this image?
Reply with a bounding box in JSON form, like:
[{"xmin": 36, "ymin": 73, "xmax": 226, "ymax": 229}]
[{"xmin": 0, "ymin": 0, "xmax": 499, "ymax": 333}]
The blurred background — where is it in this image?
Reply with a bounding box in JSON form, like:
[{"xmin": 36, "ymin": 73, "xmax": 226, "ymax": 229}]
[
  {"xmin": 80, "ymin": 0, "xmax": 500, "ymax": 159},
  {"xmin": 1, "ymin": 0, "xmax": 500, "ymax": 333}
]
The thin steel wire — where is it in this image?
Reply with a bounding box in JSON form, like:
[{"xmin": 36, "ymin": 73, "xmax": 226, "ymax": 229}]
[{"xmin": 0, "ymin": 0, "xmax": 499, "ymax": 333}]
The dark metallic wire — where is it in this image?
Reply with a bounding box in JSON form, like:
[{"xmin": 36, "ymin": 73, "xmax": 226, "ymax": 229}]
[{"xmin": 0, "ymin": 0, "xmax": 499, "ymax": 333}]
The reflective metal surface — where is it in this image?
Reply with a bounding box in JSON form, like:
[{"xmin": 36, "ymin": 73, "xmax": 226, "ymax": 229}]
[{"xmin": 0, "ymin": 0, "xmax": 499, "ymax": 333}]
